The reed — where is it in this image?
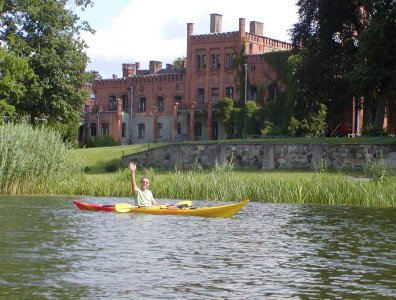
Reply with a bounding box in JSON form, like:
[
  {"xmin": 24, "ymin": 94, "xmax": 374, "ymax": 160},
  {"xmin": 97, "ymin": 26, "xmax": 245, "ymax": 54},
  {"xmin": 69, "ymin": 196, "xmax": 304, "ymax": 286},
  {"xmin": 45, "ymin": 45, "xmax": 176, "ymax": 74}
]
[
  {"xmin": 0, "ymin": 123, "xmax": 83, "ymax": 194},
  {"xmin": 69, "ymin": 166, "xmax": 395, "ymax": 207}
]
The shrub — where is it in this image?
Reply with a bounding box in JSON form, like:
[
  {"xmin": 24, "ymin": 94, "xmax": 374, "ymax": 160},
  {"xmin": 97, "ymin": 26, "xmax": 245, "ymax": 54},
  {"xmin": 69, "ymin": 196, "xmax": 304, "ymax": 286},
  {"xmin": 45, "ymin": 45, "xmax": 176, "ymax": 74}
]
[{"xmin": 84, "ymin": 136, "xmax": 121, "ymax": 148}]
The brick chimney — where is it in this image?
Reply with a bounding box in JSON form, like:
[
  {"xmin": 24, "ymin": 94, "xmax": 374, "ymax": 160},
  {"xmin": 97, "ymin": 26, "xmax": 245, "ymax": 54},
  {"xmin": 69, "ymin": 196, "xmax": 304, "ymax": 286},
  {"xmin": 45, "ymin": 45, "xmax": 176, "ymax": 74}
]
[
  {"xmin": 149, "ymin": 61, "xmax": 162, "ymax": 74},
  {"xmin": 122, "ymin": 63, "xmax": 136, "ymax": 78},
  {"xmin": 239, "ymin": 18, "xmax": 246, "ymax": 35},
  {"xmin": 210, "ymin": 13, "xmax": 222, "ymax": 33},
  {"xmin": 250, "ymin": 21, "xmax": 264, "ymax": 36}
]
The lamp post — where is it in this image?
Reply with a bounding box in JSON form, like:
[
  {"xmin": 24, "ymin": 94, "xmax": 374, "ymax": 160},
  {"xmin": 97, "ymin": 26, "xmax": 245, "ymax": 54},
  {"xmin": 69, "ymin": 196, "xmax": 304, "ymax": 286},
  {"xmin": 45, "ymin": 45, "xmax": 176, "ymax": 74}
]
[
  {"xmin": 244, "ymin": 63, "xmax": 248, "ymax": 104},
  {"xmin": 153, "ymin": 105, "xmax": 158, "ymax": 143}
]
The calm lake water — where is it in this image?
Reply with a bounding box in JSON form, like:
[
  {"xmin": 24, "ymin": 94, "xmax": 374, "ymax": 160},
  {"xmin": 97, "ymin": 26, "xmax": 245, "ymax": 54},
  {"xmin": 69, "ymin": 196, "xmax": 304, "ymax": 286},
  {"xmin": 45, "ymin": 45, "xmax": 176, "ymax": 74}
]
[{"xmin": 1, "ymin": 195, "xmax": 395, "ymax": 299}]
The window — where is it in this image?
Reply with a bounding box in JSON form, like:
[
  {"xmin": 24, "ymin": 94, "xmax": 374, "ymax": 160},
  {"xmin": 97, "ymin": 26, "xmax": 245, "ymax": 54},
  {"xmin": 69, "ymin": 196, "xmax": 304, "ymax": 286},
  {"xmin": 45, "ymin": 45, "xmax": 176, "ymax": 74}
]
[
  {"xmin": 101, "ymin": 122, "xmax": 109, "ymax": 136},
  {"xmin": 121, "ymin": 95, "xmax": 128, "ymax": 111},
  {"xmin": 109, "ymin": 95, "xmax": 116, "ymax": 111},
  {"xmin": 138, "ymin": 97, "xmax": 146, "ymax": 112},
  {"xmin": 138, "ymin": 123, "xmax": 145, "ymax": 138},
  {"xmin": 225, "ymin": 52, "xmax": 235, "ymax": 69},
  {"xmin": 157, "ymin": 122, "xmax": 163, "ymax": 138},
  {"xmin": 177, "ymin": 122, "xmax": 181, "ymax": 135},
  {"xmin": 212, "ymin": 121, "xmax": 218, "ymax": 140},
  {"xmin": 173, "ymin": 95, "xmax": 182, "ymax": 104},
  {"xmin": 211, "ymin": 88, "xmax": 219, "ymax": 104},
  {"xmin": 196, "ymin": 53, "xmax": 206, "ymax": 70},
  {"xmin": 225, "ymin": 87, "xmax": 234, "ymax": 99},
  {"xmin": 194, "ymin": 122, "xmax": 202, "ymax": 137},
  {"xmin": 122, "ymin": 122, "xmax": 126, "ymax": 137},
  {"xmin": 211, "ymin": 53, "xmax": 221, "ymax": 70},
  {"xmin": 89, "ymin": 122, "xmax": 97, "ymax": 137},
  {"xmin": 250, "ymin": 86, "xmax": 257, "ymax": 101},
  {"xmin": 197, "ymin": 88, "xmax": 204, "ymax": 103},
  {"xmin": 267, "ymin": 83, "xmax": 278, "ymax": 101},
  {"xmin": 156, "ymin": 96, "xmax": 164, "ymax": 112}
]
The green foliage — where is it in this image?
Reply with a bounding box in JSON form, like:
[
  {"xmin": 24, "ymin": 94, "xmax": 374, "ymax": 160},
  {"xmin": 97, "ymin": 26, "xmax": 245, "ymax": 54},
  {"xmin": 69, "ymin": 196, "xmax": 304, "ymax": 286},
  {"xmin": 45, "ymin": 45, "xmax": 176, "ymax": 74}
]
[
  {"xmin": 84, "ymin": 136, "xmax": 121, "ymax": 148},
  {"xmin": 0, "ymin": 122, "xmax": 83, "ymax": 194},
  {"xmin": 261, "ymin": 122, "xmax": 282, "ymax": 137},
  {"xmin": 288, "ymin": 103, "xmax": 327, "ymax": 137},
  {"xmin": 361, "ymin": 124, "xmax": 387, "ymax": 136},
  {"xmin": 243, "ymin": 100, "xmax": 258, "ymax": 136},
  {"xmin": 172, "ymin": 56, "xmax": 186, "ymax": 68},
  {"xmin": 0, "ymin": 0, "xmax": 93, "ymax": 128},
  {"xmin": 104, "ymin": 159, "xmax": 121, "ymax": 173},
  {"xmin": 0, "ymin": 46, "xmax": 36, "ymax": 123},
  {"xmin": 217, "ymin": 98, "xmax": 234, "ymax": 137}
]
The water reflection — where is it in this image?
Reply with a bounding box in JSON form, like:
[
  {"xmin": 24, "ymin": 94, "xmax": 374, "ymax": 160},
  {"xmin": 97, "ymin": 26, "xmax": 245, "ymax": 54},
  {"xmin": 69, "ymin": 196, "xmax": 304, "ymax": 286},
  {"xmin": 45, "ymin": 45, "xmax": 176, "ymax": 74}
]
[{"xmin": 0, "ymin": 196, "xmax": 395, "ymax": 299}]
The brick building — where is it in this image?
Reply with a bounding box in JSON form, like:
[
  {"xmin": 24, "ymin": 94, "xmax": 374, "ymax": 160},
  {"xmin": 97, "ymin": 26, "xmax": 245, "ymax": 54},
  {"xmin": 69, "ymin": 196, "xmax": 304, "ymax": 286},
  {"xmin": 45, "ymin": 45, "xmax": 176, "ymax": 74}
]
[{"xmin": 79, "ymin": 14, "xmax": 293, "ymax": 144}]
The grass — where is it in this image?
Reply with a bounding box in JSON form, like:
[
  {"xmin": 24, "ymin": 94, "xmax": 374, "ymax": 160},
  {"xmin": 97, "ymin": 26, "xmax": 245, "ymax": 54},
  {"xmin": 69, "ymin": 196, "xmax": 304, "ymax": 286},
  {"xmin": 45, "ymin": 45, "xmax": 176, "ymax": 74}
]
[
  {"xmin": 2, "ymin": 131, "xmax": 395, "ymax": 207},
  {"xmin": 68, "ymin": 144, "xmax": 395, "ymax": 207}
]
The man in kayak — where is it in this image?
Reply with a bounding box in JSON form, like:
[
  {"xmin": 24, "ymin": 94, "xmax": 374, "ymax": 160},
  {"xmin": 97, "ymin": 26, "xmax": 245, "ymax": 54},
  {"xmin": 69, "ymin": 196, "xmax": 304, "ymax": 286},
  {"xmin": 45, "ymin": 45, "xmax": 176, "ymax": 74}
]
[{"xmin": 129, "ymin": 162, "xmax": 160, "ymax": 206}]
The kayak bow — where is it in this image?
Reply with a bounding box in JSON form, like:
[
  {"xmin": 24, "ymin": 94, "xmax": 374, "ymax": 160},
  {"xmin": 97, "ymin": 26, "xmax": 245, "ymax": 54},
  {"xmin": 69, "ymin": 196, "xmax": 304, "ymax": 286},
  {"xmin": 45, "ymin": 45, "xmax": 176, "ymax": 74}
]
[{"xmin": 73, "ymin": 199, "xmax": 249, "ymax": 218}]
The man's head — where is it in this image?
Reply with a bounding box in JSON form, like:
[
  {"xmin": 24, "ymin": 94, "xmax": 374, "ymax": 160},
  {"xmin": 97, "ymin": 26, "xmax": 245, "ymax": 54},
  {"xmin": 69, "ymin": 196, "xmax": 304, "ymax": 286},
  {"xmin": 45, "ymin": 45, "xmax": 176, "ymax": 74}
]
[{"xmin": 140, "ymin": 176, "xmax": 150, "ymax": 190}]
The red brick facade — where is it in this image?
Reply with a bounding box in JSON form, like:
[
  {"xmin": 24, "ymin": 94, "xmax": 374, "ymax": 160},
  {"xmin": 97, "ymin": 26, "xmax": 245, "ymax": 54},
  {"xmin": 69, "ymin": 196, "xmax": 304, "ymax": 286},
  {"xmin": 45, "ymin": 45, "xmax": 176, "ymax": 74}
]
[{"xmin": 79, "ymin": 14, "xmax": 294, "ymax": 144}]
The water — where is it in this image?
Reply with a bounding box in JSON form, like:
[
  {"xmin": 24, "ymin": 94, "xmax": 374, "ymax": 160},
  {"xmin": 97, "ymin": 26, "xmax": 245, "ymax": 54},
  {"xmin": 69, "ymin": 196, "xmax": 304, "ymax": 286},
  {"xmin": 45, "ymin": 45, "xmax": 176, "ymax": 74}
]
[{"xmin": 1, "ymin": 195, "xmax": 395, "ymax": 299}]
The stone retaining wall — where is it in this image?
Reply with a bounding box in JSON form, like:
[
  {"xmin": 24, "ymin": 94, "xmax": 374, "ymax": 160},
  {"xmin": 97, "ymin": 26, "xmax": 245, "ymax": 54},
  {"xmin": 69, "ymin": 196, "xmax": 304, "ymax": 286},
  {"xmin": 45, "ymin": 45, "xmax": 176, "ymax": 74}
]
[{"xmin": 121, "ymin": 142, "xmax": 396, "ymax": 170}]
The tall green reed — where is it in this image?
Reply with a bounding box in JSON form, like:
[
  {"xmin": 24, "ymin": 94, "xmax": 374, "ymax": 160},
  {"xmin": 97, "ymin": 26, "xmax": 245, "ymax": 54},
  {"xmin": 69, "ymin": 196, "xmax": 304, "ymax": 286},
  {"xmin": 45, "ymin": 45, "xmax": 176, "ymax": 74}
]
[{"xmin": 0, "ymin": 123, "xmax": 83, "ymax": 194}]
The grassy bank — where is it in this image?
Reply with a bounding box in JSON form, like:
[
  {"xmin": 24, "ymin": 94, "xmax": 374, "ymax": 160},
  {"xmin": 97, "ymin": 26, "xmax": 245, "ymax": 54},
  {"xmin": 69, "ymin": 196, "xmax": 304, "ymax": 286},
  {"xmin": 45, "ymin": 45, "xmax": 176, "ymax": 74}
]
[
  {"xmin": 2, "ymin": 130, "xmax": 395, "ymax": 207},
  {"xmin": 69, "ymin": 145, "xmax": 396, "ymax": 207}
]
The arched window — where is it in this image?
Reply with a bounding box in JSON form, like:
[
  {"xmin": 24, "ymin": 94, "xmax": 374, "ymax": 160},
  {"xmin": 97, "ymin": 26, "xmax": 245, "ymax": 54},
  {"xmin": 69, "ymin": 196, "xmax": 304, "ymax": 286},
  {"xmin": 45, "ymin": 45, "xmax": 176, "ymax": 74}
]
[
  {"xmin": 138, "ymin": 97, "xmax": 146, "ymax": 112},
  {"xmin": 122, "ymin": 122, "xmax": 126, "ymax": 137},
  {"xmin": 101, "ymin": 122, "xmax": 109, "ymax": 136},
  {"xmin": 194, "ymin": 122, "xmax": 202, "ymax": 138},
  {"xmin": 156, "ymin": 96, "xmax": 164, "ymax": 112},
  {"xmin": 121, "ymin": 95, "xmax": 128, "ymax": 111},
  {"xmin": 89, "ymin": 122, "xmax": 97, "ymax": 137},
  {"xmin": 174, "ymin": 95, "xmax": 182, "ymax": 104},
  {"xmin": 138, "ymin": 123, "xmax": 145, "ymax": 138},
  {"xmin": 157, "ymin": 122, "xmax": 163, "ymax": 138},
  {"xmin": 212, "ymin": 121, "xmax": 218, "ymax": 140},
  {"xmin": 109, "ymin": 95, "xmax": 116, "ymax": 111}
]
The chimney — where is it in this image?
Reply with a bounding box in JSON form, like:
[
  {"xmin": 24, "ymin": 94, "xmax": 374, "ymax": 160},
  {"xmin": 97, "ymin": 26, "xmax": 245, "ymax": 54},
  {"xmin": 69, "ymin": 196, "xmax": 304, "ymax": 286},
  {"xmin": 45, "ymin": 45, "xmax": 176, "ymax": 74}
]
[
  {"xmin": 122, "ymin": 63, "xmax": 136, "ymax": 77},
  {"xmin": 210, "ymin": 13, "xmax": 222, "ymax": 33},
  {"xmin": 149, "ymin": 61, "xmax": 162, "ymax": 74},
  {"xmin": 239, "ymin": 18, "xmax": 246, "ymax": 35},
  {"xmin": 250, "ymin": 21, "xmax": 263, "ymax": 36},
  {"xmin": 92, "ymin": 71, "xmax": 100, "ymax": 80},
  {"xmin": 135, "ymin": 62, "xmax": 140, "ymax": 70},
  {"xmin": 112, "ymin": 74, "xmax": 118, "ymax": 79},
  {"xmin": 187, "ymin": 22, "xmax": 194, "ymax": 37}
]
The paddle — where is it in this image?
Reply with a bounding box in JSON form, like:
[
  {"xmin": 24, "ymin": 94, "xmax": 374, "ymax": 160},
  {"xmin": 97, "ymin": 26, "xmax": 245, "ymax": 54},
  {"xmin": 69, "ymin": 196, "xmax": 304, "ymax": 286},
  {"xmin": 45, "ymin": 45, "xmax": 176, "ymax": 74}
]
[{"xmin": 114, "ymin": 200, "xmax": 192, "ymax": 213}]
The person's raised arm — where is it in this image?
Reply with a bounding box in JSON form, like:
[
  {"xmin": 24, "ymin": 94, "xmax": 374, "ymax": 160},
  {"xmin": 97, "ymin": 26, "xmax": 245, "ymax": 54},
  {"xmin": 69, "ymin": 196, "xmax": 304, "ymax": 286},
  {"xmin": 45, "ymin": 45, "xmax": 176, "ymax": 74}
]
[{"xmin": 129, "ymin": 162, "xmax": 138, "ymax": 193}]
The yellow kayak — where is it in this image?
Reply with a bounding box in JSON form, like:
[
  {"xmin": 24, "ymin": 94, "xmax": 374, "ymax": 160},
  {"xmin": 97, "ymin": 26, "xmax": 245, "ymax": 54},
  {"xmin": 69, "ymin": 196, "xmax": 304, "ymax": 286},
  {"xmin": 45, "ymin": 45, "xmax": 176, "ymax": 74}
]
[{"xmin": 73, "ymin": 199, "xmax": 249, "ymax": 218}]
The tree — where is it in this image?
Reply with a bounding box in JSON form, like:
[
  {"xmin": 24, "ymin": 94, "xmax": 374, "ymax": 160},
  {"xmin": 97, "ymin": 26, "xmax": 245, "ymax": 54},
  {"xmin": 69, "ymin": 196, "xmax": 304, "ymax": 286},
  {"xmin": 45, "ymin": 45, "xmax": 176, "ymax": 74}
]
[
  {"xmin": 348, "ymin": 0, "xmax": 396, "ymax": 130},
  {"xmin": 0, "ymin": 0, "xmax": 93, "ymax": 126},
  {"xmin": 0, "ymin": 46, "xmax": 35, "ymax": 123},
  {"xmin": 291, "ymin": 0, "xmax": 361, "ymax": 135},
  {"xmin": 173, "ymin": 56, "xmax": 186, "ymax": 68}
]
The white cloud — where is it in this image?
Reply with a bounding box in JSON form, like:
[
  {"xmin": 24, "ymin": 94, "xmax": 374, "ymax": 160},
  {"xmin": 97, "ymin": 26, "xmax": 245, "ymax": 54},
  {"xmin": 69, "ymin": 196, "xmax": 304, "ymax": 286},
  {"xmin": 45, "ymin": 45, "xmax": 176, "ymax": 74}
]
[{"xmin": 81, "ymin": 0, "xmax": 298, "ymax": 78}]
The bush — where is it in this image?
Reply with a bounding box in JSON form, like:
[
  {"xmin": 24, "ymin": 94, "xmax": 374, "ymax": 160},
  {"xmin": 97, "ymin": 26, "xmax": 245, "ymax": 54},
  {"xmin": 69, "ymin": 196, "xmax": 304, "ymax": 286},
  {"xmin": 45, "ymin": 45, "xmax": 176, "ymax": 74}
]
[
  {"xmin": 104, "ymin": 159, "xmax": 121, "ymax": 172},
  {"xmin": 84, "ymin": 136, "xmax": 121, "ymax": 148}
]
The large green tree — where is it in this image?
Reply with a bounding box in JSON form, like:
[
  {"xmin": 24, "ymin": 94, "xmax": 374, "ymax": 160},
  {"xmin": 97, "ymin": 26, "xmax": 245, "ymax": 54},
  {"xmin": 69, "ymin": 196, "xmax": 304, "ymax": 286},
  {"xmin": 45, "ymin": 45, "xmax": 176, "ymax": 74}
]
[
  {"xmin": 291, "ymin": 0, "xmax": 361, "ymax": 135},
  {"xmin": 0, "ymin": 0, "xmax": 93, "ymax": 125},
  {"xmin": 348, "ymin": 0, "xmax": 396, "ymax": 130}
]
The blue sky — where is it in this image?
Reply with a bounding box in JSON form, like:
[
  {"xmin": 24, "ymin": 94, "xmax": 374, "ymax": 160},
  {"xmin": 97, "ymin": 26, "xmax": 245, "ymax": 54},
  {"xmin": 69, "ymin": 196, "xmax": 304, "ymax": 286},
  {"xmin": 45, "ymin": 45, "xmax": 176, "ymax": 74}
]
[{"xmin": 77, "ymin": 0, "xmax": 298, "ymax": 78}]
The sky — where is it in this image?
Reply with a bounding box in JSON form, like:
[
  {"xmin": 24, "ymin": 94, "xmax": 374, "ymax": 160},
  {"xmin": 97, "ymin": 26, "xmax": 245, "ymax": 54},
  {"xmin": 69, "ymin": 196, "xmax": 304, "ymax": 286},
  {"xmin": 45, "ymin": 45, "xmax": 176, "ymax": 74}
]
[{"xmin": 77, "ymin": 0, "xmax": 299, "ymax": 79}]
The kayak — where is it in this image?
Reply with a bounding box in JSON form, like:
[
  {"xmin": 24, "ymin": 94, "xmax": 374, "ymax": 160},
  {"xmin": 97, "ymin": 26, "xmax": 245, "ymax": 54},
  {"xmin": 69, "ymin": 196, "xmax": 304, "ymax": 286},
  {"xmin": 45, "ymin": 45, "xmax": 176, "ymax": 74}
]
[{"xmin": 73, "ymin": 199, "xmax": 249, "ymax": 218}]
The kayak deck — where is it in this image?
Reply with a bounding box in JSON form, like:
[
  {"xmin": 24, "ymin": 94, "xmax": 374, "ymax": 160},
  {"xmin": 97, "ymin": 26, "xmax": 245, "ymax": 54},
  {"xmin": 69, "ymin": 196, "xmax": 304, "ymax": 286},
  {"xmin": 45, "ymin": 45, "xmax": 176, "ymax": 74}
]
[{"xmin": 73, "ymin": 199, "xmax": 249, "ymax": 218}]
